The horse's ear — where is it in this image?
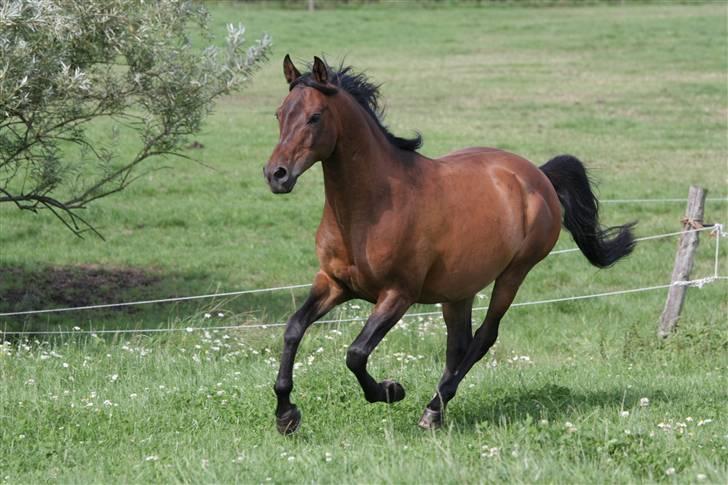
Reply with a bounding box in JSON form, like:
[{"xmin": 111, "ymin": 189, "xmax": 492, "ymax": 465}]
[
  {"xmin": 283, "ymin": 54, "xmax": 301, "ymax": 85},
  {"xmin": 312, "ymin": 56, "xmax": 329, "ymax": 84}
]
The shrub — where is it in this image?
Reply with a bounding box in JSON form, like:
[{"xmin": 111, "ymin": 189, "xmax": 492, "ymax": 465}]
[{"xmin": 0, "ymin": 0, "xmax": 271, "ymax": 236}]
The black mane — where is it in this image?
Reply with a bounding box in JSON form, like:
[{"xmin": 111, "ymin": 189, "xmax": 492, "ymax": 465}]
[{"xmin": 290, "ymin": 63, "xmax": 423, "ymax": 152}]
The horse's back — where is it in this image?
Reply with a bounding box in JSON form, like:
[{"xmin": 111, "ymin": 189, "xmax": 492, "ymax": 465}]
[
  {"xmin": 435, "ymin": 147, "xmax": 559, "ymax": 213},
  {"xmin": 435, "ymin": 146, "xmax": 561, "ymax": 245},
  {"xmin": 438, "ymin": 147, "xmax": 544, "ymax": 179}
]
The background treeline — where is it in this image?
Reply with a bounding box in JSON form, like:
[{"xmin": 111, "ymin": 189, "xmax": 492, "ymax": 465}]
[{"xmin": 204, "ymin": 0, "xmax": 718, "ymax": 9}]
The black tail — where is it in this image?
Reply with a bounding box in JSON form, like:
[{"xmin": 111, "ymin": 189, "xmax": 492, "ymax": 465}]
[{"xmin": 540, "ymin": 155, "xmax": 636, "ymax": 268}]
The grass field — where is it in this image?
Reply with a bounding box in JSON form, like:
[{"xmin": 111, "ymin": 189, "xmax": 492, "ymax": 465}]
[{"xmin": 1, "ymin": 2, "xmax": 727, "ymax": 483}]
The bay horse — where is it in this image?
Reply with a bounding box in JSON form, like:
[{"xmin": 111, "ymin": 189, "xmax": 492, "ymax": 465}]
[{"xmin": 264, "ymin": 55, "xmax": 635, "ymax": 434}]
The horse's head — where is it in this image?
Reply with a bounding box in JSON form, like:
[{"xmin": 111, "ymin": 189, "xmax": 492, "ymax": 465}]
[{"xmin": 264, "ymin": 55, "xmax": 338, "ymax": 194}]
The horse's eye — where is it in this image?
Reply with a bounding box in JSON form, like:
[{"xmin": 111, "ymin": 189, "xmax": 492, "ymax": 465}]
[{"xmin": 307, "ymin": 113, "xmax": 321, "ymax": 124}]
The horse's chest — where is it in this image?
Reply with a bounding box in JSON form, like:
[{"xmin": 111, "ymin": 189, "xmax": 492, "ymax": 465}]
[{"xmin": 319, "ymin": 235, "xmax": 397, "ymax": 302}]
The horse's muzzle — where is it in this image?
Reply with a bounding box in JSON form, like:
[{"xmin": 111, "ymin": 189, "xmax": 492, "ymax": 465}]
[{"xmin": 264, "ymin": 164, "xmax": 297, "ymax": 194}]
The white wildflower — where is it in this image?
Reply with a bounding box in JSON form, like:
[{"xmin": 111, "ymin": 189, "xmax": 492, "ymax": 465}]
[{"xmin": 480, "ymin": 445, "xmax": 499, "ymax": 458}]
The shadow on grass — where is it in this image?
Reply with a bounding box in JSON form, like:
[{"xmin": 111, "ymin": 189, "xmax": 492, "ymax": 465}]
[
  {"xmin": 450, "ymin": 383, "xmax": 674, "ymax": 428},
  {"xmin": 0, "ymin": 264, "xmax": 162, "ymax": 310},
  {"xmin": 0, "ymin": 263, "xmax": 308, "ymax": 335}
]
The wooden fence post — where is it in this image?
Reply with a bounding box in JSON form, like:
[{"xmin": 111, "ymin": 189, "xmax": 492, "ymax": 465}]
[
  {"xmin": 657, "ymin": 185, "xmax": 707, "ymax": 338},
  {"xmin": 308, "ymin": 0, "xmax": 315, "ymax": 11}
]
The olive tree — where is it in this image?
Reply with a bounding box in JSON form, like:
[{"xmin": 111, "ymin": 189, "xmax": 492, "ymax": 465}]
[{"xmin": 0, "ymin": 0, "xmax": 271, "ymax": 236}]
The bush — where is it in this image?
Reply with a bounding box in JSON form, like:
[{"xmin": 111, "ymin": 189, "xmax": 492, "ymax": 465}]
[{"xmin": 0, "ymin": 0, "xmax": 271, "ymax": 236}]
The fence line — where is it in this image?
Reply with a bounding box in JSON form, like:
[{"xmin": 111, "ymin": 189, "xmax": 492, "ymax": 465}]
[
  {"xmin": 3, "ymin": 276, "xmax": 725, "ymax": 337},
  {"xmin": 548, "ymin": 225, "xmax": 718, "ymax": 256},
  {"xmin": 601, "ymin": 197, "xmax": 727, "ymax": 204},
  {"xmin": 2, "ymin": 225, "xmax": 721, "ymax": 318}
]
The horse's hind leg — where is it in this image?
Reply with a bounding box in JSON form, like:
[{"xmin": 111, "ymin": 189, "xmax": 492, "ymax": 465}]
[
  {"xmin": 419, "ymin": 265, "xmax": 530, "ymax": 429},
  {"xmin": 418, "ymin": 297, "xmax": 473, "ymax": 429},
  {"xmin": 346, "ymin": 289, "xmax": 412, "ymax": 403}
]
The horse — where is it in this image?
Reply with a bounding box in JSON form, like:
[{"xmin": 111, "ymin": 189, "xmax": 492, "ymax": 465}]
[{"xmin": 263, "ymin": 55, "xmax": 635, "ymax": 434}]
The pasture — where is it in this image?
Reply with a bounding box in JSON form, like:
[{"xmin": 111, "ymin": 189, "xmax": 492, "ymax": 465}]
[{"xmin": 1, "ymin": 3, "xmax": 727, "ymax": 483}]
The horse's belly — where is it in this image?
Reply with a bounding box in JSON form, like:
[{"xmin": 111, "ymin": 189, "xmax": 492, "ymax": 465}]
[{"xmin": 417, "ymin": 249, "xmax": 508, "ymax": 303}]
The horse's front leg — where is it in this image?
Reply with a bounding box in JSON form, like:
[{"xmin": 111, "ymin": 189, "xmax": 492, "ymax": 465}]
[
  {"xmin": 274, "ymin": 272, "xmax": 349, "ymax": 434},
  {"xmin": 346, "ymin": 289, "xmax": 412, "ymax": 403}
]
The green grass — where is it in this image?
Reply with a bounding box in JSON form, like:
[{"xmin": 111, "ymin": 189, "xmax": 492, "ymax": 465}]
[
  {"xmin": 1, "ymin": 3, "xmax": 727, "ymax": 483},
  {"xmin": 1, "ymin": 305, "xmax": 726, "ymax": 483}
]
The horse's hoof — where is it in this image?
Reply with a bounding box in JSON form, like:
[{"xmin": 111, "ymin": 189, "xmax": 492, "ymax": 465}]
[
  {"xmin": 381, "ymin": 380, "xmax": 406, "ymax": 403},
  {"xmin": 276, "ymin": 406, "xmax": 301, "ymax": 435},
  {"xmin": 418, "ymin": 407, "xmax": 443, "ymax": 430}
]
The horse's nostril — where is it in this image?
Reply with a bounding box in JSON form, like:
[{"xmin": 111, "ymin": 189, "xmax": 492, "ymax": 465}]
[{"xmin": 273, "ymin": 167, "xmax": 288, "ymax": 180}]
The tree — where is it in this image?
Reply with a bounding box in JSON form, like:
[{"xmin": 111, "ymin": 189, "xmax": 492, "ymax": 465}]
[{"xmin": 0, "ymin": 0, "xmax": 271, "ymax": 237}]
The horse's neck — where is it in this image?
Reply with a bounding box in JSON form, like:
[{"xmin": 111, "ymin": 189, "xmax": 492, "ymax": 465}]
[
  {"xmin": 321, "ymin": 95, "xmax": 419, "ymax": 232},
  {"xmin": 322, "ymin": 130, "xmax": 406, "ymax": 229}
]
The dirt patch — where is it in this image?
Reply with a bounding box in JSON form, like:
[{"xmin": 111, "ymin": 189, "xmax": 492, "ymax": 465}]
[{"xmin": 0, "ymin": 264, "xmax": 162, "ymax": 312}]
